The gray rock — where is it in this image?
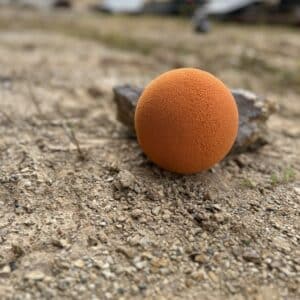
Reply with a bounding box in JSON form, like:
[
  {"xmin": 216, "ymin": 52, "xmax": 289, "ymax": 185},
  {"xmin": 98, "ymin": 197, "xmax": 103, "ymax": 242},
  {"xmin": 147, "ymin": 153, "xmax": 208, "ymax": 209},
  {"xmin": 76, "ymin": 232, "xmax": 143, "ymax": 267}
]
[
  {"xmin": 242, "ymin": 248, "xmax": 261, "ymax": 264},
  {"xmin": 116, "ymin": 170, "xmax": 135, "ymax": 189},
  {"xmin": 101, "ymin": 270, "xmax": 115, "ymax": 280},
  {"xmin": 232, "ymin": 89, "xmax": 276, "ymax": 152},
  {"xmin": 113, "ymin": 85, "xmax": 143, "ymax": 133},
  {"xmin": 131, "ymin": 209, "xmax": 143, "ymax": 219},
  {"xmin": 113, "ymin": 85, "xmax": 276, "ymax": 154}
]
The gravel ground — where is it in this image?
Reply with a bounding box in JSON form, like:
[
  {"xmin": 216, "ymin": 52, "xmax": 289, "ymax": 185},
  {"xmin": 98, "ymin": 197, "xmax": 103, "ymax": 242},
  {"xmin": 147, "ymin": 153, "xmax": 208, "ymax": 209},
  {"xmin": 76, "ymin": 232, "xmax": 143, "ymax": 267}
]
[{"xmin": 0, "ymin": 8, "xmax": 299, "ymax": 300}]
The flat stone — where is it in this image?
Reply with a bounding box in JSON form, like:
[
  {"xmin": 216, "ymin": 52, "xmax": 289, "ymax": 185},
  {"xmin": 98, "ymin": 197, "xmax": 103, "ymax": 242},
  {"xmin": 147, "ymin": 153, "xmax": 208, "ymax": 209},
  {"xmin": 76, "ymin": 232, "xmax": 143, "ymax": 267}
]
[
  {"xmin": 131, "ymin": 209, "xmax": 143, "ymax": 219},
  {"xmin": 191, "ymin": 270, "xmax": 206, "ymax": 281},
  {"xmin": 151, "ymin": 257, "xmax": 169, "ymax": 268},
  {"xmin": 211, "ymin": 212, "xmax": 229, "ymax": 224},
  {"xmin": 152, "ymin": 207, "xmax": 161, "ymax": 216},
  {"xmin": 242, "ymin": 248, "xmax": 261, "ymax": 263},
  {"xmin": 193, "ymin": 254, "xmax": 207, "ymax": 264},
  {"xmin": 25, "ymin": 270, "xmax": 45, "ymax": 281},
  {"xmin": 52, "ymin": 238, "xmax": 70, "ymax": 249},
  {"xmin": 133, "ymin": 259, "xmax": 148, "ymax": 270},
  {"xmin": 116, "ymin": 170, "xmax": 135, "ymax": 189},
  {"xmin": 191, "ymin": 253, "xmax": 207, "ymax": 264},
  {"xmin": 113, "ymin": 85, "xmax": 143, "ymax": 132},
  {"xmin": 98, "ymin": 232, "xmax": 108, "ymax": 243},
  {"xmin": 294, "ymin": 187, "xmax": 300, "ymax": 196},
  {"xmin": 0, "ymin": 265, "xmax": 11, "ymax": 277},
  {"xmin": 208, "ymin": 271, "xmax": 219, "ymax": 283},
  {"xmin": 73, "ymin": 259, "xmax": 85, "ymax": 268},
  {"xmin": 203, "ymin": 190, "xmax": 218, "ymax": 201},
  {"xmin": 102, "ymin": 269, "xmax": 115, "ymax": 280},
  {"xmin": 116, "ymin": 246, "xmax": 135, "ymax": 259},
  {"xmin": 94, "ymin": 259, "xmax": 110, "ymax": 270},
  {"xmin": 113, "ymin": 85, "xmax": 276, "ymax": 154},
  {"xmin": 273, "ymin": 237, "xmax": 291, "ymax": 252}
]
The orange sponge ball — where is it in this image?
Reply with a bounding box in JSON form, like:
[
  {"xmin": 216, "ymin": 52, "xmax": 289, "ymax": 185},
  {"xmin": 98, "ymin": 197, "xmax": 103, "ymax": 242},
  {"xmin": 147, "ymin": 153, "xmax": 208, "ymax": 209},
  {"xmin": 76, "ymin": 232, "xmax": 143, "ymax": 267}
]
[{"xmin": 134, "ymin": 68, "xmax": 239, "ymax": 174}]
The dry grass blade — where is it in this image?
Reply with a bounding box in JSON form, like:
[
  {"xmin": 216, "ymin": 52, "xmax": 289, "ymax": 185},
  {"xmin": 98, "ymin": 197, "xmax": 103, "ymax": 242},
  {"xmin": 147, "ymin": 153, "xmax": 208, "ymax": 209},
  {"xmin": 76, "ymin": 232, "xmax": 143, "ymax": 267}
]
[
  {"xmin": 0, "ymin": 111, "xmax": 13, "ymax": 124},
  {"xmin": 27, "ymin": 80, "xmax": 43, "ymax": 117},
  {"xmin": 62, "ymin": 121, "xmax": 86, "ymax": 161}
]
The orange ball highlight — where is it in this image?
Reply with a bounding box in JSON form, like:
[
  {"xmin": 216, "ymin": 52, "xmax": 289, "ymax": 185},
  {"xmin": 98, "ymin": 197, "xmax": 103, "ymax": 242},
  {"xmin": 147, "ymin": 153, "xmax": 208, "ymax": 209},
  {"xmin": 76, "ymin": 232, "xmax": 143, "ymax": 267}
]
[{"xmin": 135, "ymin": 68, "xmax": 239, "ymax": 174}]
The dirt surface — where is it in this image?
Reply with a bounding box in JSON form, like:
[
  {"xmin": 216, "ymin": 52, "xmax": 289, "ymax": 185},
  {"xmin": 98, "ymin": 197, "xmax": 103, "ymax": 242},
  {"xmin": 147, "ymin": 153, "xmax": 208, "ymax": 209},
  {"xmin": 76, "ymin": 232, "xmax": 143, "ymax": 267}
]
[{"xmin": 0, "ymin": 7, "xmax": 299, "ymax": 300}]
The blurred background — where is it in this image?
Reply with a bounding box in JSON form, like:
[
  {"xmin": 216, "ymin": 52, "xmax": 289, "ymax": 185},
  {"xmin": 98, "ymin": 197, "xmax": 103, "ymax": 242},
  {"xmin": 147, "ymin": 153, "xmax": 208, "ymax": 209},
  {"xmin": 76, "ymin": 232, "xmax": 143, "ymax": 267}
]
[
  {"xmin": 0, "ymin": 0, "xmax": 299, "ymax": 115},
  {"xmin": 0, "ymin": 2, "xmax": 299, "ymax": 299},
  {"xmin": 1, "ymin": 1, "xmax": 300, "ymax": 29}
]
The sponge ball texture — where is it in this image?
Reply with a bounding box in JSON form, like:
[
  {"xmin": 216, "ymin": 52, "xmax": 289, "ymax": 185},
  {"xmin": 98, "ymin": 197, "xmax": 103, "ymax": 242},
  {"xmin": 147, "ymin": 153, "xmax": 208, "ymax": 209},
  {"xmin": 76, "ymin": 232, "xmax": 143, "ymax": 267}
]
[{"xmin": 135, "ymin": 68, "xmax": 239, "ymax": 174}]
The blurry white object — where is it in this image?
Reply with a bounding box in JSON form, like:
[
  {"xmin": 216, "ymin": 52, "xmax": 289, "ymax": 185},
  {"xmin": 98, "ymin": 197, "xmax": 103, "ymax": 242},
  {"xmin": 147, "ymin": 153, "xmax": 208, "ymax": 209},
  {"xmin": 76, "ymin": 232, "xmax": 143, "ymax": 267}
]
[
  {"xmin": 101, "ymin": 0, "xmax": 145, "ymax": 13},
  {"xmin": 206, "ymin": 0, "xmax": 262, "ymax": 14}
]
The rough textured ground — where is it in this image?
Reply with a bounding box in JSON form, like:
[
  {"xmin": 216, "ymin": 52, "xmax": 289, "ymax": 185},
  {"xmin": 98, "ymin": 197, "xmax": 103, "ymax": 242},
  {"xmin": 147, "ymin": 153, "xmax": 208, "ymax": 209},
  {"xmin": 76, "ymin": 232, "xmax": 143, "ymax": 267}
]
[{"xmin": 0, "ymin": 7, "xmax": 299, "ymax": 300}]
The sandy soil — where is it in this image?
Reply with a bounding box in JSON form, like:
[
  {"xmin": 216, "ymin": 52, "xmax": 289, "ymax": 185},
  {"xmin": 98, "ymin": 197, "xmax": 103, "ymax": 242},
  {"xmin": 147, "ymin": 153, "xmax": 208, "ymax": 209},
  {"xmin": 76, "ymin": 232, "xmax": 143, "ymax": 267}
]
[{"xmin": 0, "ymin": 7, "xmax": 299, "ymax": 300}]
